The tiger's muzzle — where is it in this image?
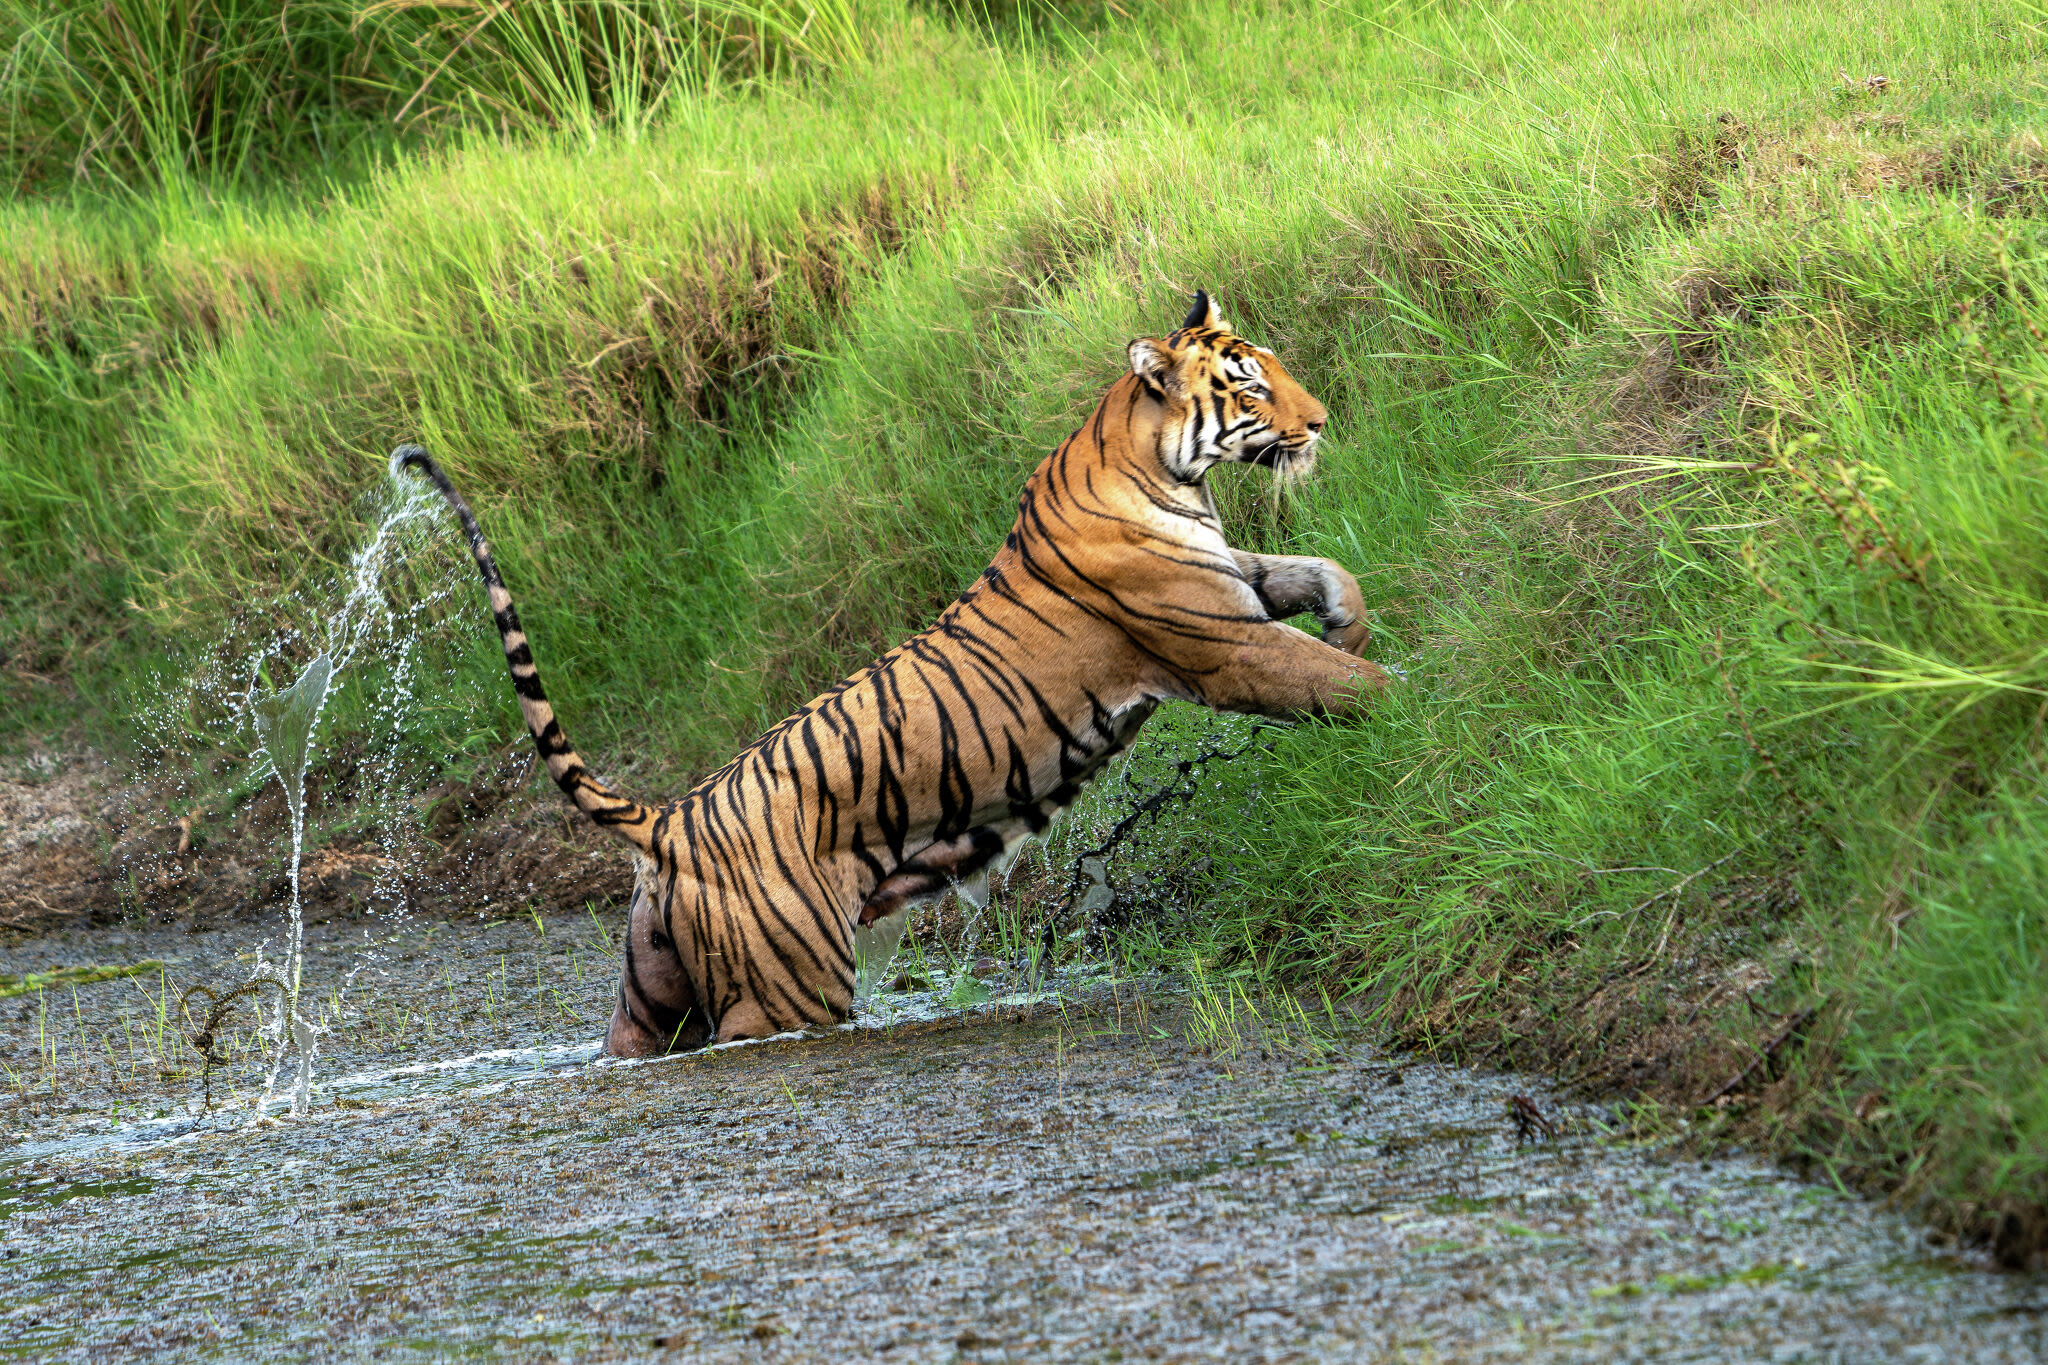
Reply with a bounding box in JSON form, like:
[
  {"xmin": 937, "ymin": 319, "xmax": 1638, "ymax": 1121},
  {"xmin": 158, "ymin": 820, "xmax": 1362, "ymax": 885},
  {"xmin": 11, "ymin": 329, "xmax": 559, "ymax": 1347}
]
[{"xmin": 1246, "ymin": 438, "xmax": 1318, "ymax": 481}]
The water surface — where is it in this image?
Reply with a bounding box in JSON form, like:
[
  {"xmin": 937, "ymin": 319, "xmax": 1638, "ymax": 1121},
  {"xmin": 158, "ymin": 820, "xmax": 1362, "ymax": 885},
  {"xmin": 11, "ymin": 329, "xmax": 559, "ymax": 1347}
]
[{"xmin": 1, "ymin": 915, "xmax": 2042, "ymax": 1362}]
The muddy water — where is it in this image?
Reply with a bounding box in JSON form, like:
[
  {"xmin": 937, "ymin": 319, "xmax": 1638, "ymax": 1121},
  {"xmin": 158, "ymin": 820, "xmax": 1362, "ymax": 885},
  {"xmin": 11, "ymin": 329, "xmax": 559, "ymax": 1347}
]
[{"xmin": 2, "ymin": 916, "xmax": 2044, "ymax": 1362}]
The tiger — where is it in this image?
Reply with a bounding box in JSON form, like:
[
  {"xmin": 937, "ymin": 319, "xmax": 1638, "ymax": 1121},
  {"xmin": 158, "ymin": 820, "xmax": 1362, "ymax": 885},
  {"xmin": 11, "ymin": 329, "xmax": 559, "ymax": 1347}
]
[{"xmin": 394, "ymin": 290, "xmax": 1392, "ymax": 1056}]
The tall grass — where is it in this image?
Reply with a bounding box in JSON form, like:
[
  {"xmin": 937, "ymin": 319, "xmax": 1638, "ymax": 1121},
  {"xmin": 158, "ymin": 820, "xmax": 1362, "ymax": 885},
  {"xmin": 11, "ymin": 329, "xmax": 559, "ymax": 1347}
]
[
  {"xmin": 5, "ymin": 0, "xmax": 2048, "ymax": 1237},
  {"xmin": 0, "ymin": 0, "xmax": 885, "ymax": 189}
]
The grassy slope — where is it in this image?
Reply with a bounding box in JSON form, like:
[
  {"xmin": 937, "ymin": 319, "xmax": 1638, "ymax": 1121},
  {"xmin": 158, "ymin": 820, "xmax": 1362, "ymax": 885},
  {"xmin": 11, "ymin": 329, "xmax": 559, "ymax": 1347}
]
[{"xmin": 5, "ymin": 0, "xmax": 2047, "ymax": 1246}]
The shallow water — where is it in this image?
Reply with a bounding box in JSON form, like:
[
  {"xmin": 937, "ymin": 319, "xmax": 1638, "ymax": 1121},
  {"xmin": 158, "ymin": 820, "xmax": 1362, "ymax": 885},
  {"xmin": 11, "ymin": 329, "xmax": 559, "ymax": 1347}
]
[{"xmin": 2, "ymin": 915, "xmax": 2044, "ymax": 1362}]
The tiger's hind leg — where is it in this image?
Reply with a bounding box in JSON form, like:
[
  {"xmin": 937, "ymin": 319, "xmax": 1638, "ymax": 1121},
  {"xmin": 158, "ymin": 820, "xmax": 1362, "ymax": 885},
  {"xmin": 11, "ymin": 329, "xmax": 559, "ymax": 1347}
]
[{"xmin": 604, "ymin": 875, "xmax": 709, "ymax": 1057}]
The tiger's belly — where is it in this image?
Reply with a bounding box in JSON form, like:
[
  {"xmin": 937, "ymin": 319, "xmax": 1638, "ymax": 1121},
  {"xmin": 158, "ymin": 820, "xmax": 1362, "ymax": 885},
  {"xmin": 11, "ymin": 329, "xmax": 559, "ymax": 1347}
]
[{"xmin": 853, "ymin": 696, "xmax": 1158, "ymax": 926}]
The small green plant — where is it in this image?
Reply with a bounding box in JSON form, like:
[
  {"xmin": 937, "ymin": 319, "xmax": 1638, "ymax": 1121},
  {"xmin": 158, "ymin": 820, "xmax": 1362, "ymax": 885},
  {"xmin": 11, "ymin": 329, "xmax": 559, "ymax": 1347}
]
[
  {"xmin": 944, "ymin": 973, "xmax": 992, "ymax": 1009},
  {"xmin": 1182, "ymin": 961, "xmax": 1340, "ymax": 1064}
]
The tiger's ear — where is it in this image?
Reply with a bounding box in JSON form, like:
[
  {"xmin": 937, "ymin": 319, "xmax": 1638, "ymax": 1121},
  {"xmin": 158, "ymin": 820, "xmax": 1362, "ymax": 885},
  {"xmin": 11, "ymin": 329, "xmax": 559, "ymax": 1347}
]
[
  {"xmin": 1128, "ymin": 336, "xmax": 1180, "ymax": 395},
  {"xmin": 1181, "ymin": 289, "xmax": 1223, "ymax": 332}
]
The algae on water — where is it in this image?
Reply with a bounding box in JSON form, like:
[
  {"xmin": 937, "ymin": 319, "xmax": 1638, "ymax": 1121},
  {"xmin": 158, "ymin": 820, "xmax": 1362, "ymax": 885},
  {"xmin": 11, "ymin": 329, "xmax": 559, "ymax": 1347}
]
[{"xmin": 0, "ymin": 962, "xmax": 163, "ymax": 1000}]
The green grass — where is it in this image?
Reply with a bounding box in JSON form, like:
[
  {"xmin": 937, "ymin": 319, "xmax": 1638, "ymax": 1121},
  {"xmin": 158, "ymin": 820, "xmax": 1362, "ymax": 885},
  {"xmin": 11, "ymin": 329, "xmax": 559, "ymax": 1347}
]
[
  {"xmin": 5, "ymin": 0, "xmax": 2048, "ymax": 1244},
  {"xmin": 0, "ymin": 0, "xmax": 883, "ymax": 191}
]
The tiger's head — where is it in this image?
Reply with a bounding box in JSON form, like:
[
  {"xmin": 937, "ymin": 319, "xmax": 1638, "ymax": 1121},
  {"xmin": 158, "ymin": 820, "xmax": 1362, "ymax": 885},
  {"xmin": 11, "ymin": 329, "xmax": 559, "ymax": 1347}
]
[{"xmin": 1127, "ymin": 291, "xmax": 1328, "ymax": 485}]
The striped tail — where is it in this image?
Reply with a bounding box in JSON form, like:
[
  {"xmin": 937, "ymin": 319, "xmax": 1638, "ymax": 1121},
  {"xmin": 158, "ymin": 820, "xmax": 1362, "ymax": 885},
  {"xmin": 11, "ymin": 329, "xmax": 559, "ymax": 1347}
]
[{"xmin": 391, "ymin": 444, "xmax": 659, "ymax": 859}]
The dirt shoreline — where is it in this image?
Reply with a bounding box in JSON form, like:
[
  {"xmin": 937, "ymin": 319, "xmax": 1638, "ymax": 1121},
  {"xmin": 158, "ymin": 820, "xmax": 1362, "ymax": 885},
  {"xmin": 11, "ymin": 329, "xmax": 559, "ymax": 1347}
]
[{"xmin": 0, "ymin": 745, "xmax": 633, "ymax": 936}]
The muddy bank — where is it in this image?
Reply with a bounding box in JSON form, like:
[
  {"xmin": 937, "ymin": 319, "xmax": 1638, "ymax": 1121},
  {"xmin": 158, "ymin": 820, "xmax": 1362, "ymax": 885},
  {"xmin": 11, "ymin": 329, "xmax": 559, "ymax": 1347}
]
[
  {"xmin": 3, "ymin": 916, "xmax": 2046, "ymax": 1362},
  {"xmin": 1381, "ymin": 882, "xmax": 2048, "ymax": 1270},
  {"xmin": 0, "ymin": 746, "xmax": 631, "ymax": 936}
]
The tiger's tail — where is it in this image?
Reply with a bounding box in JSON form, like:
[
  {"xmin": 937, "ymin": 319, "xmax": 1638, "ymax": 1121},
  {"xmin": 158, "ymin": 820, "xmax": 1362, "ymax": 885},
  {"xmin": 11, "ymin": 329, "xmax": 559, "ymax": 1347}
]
[{"xmin": 391, "ymin": 444, "xmax": 660, "ymax": 860}]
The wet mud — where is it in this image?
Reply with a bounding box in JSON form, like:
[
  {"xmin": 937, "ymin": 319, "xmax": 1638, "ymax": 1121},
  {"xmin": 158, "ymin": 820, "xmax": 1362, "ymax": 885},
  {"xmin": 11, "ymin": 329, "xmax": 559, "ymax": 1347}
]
[
  {"xmin": 2, "ymin": 916, "xmax": 2045, "ymax": 1363},
  {"xmin": 0, "ymin": 744, "xmax": 634, "ymax": 937}
]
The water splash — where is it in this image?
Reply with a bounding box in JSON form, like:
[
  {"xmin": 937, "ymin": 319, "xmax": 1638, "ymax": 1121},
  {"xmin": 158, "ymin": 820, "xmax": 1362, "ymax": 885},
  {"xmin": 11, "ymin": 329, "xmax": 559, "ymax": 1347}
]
[
  {"xmin": 248, "ymin": 653, "xmax": 333, "ymax": 1115},
  {"xmin": 130, "ymin": 472, "xmax": 489, "ymax": 1120},
  {"xmin": 243, "ymin": 479, "xmax": 472, "ymax": 1118}
]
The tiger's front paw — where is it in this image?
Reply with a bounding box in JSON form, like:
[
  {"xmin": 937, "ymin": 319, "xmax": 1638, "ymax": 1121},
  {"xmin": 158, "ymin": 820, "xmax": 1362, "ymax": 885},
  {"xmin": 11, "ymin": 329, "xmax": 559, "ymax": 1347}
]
[{"xmin": 1321, "ymin": 615, "xmax": 1373, "ymax": 657}]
